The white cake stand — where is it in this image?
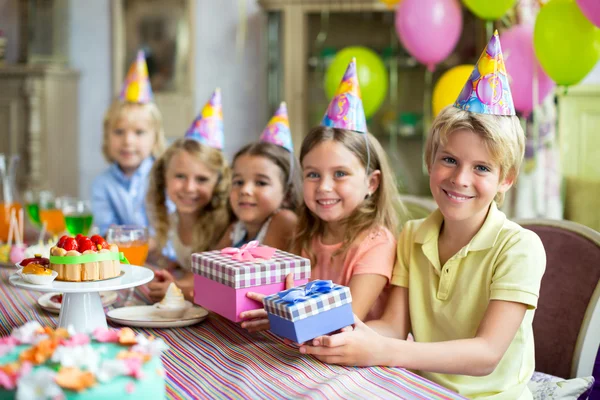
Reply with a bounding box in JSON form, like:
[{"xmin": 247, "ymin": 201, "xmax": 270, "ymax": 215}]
[{"xmin": 9, "ymin": 264, "xmax": 154, "ymax": 333}]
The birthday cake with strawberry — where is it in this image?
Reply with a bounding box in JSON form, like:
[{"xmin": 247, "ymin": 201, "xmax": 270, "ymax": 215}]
[
  {"xmin": 0, "ymin": 321, "xmax": 167, "ymax": 399},
  {"xmin": 49, "ymin": 235, "xmax": 122, "ymax": 282}
]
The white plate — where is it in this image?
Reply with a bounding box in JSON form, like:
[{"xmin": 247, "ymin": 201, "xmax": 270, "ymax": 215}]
[
  {"xmin": 9, "ymin": 264, "xmax": 154, "ymax": 293},
  {"xmin": 38, "ymin": 291, "xmax": 118, "ymax": 314},
  {"xmin": 107, "ymin": 305, "xmax": 209, "ymax": 328}
]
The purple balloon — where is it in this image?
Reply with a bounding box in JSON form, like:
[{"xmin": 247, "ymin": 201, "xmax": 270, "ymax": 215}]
[
  {"xmin": 502, "ymin": 24, "xmax": 555, "ymax": 116},
  {"xmin": 327, "ymin": 94, "xmax": 350, "ymax": 121},
  {"xmin": 476, "ymin": 75, "xmax": 503, "ymax": 106},
  {"xmin": 457, "ymin": 79, "xmax": 475, "ymax": 103},
  {"xmin": 486, "ymin": 34, "xmax": 501, "ymax": 57},
  {"xmin": 577, "ymin": 0, "xmax": 600, "ymax": 28},
  {"xmin": 395, "ymin": 0, "xmax": 463, "ymax": 71}
]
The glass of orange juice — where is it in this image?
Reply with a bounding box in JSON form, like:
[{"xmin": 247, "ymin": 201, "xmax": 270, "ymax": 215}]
[
  {"xmin": 106, "ymin": 225, "xmax": 149, "ymax": 306},
  {"xmin": 0, "ymin": 154, "xmax": 22, "ymax": 242},
  {"xmin": 0, "ymin": 203, "xmax": 22, "ymax": 243},
  {"xmin": 106, "ymin": 225, "xmax": 149, "ymax": 267},
  {"xmin": 38, "ymin": 193, "xmax": 66, "ymax": 238}
]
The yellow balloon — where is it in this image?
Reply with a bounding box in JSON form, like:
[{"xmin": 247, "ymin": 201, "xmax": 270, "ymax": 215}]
[
  {"xmin": 477, "ymin": 54, "xmax": 507, "ymax": 77},
  {"xmin": 432, "ymin": 65, "xmax": 475, "ymax": 116},
  {"xmin": 477, "ymin": 55, "xmax": 497, "ymax": 77}
]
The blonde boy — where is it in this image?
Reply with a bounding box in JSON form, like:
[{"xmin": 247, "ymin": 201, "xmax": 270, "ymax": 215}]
[{"xmin": 92, "ymin": 51, "xmax": 166, "ymax": 235}]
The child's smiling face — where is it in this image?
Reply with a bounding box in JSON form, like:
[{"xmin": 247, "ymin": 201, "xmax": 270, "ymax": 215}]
[
  {"xmin": 165, "ymin": 149, "xmax": 219, "ymax": 218},
  {"xmin": 107, "ymin": 107, "xmax": 156, "ymax": 176},
  {"xmin": 230, "ymin": 154, "xmax": 286, "ymax": 231},
  {"xmin": 302, "ymin": 140, "xmax": 379, "ymax": 233},
  {"xmin": 429, "ymin": 129, "xmax": 513, "ymax": 227}
]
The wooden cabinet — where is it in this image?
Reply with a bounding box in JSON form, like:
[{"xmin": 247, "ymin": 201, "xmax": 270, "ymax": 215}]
[
  {"xmin": 0, "ymin": 65, "xmax": 79, "ymax": 197},
  {"xmin": 558, "ymin": 84, "xmax": 600, "ymax": 230}
]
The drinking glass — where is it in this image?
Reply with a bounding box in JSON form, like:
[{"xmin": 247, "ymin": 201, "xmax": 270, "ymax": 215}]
[
  {"xmin": 0, "ymin": 154, "xmax": 21, "ymax": 242},
  {"xmin": 24, "ymin": 189, "xmax": 53, "ymax": 229},
  {"xmin": 106, "ymin": 225, "xmax": 149, "ymax": 306},
  {"xmin": 61, "ymin": 197, "xmax": 94, "ymax": 236},
  {"xmin": 0, "ymin": 204, "xmax": 21, "ymax": 243},
  {"xmin": 106, "ymin": 225, "xmax": 149, "ymax": 266},
  {"xmin": 38, "ymin": 193, "xmax": 66, "ymax": 239}
]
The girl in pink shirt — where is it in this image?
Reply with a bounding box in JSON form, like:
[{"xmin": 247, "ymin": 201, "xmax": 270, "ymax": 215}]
[
  {"xmin": 240, "ymin": 126, "xmax": 407, "ymax": 331},
  {"xmin": 293, "ymin": 126, "xmax": 405, "ymax": 321}
]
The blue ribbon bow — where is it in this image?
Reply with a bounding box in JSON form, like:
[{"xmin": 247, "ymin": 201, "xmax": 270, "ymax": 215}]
[{"xmin": 279, "ymin": 280, "xmax": 334, "ymax": 304}]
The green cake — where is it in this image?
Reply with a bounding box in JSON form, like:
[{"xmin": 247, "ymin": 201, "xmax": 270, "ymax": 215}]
[{"xmin": 0, "ymin": 322, "xmax": 166, "ymax": 400}]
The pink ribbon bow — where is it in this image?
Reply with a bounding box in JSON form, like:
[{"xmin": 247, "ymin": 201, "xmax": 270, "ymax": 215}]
[{"xmin": 221, "ymin": 240, "xmax": 276, "ymax": 262}]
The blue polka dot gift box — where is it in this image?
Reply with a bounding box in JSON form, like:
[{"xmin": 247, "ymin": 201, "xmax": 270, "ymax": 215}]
[{"xmin": 263, "ymin": 280, "xmax": 354, "ymax": 343}]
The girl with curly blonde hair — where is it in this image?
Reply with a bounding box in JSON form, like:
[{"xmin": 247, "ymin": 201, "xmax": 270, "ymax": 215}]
[{"xmin": 146, "ymin": 89, "xmax": 231, "ymax": 302}]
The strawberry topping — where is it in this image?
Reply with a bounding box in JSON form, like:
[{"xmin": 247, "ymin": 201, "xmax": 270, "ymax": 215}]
[
  {"xmin": 62, "ymin": 238, "xmax": 78, "ymax": 251},
  {"xmin": 78, "ymin": 238, "xmax": 96, "ymax": 253},
  {"xmin": 57, "ymin": 235, "xmax": 70, "ymax": 248}
]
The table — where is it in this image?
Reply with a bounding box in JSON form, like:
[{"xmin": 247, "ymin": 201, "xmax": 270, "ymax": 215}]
[{"xmin": 0, "ymin": 267, "xmax": 465, "ymax": 400}]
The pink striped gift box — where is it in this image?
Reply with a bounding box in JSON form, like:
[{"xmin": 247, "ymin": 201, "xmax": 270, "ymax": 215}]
[{"xmin": 192, "ymin": 246, "xmax": 311, "ymax": 322}]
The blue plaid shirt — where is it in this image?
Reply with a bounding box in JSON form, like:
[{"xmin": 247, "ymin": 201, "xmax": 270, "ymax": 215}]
[{"xmin": 91, "ymin": 157, "xmax": 154, "ymax": 235}]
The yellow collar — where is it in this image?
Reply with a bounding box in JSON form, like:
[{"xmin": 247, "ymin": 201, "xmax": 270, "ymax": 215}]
[{"xmin": 414, "ymin": 202, "xmax": 507, "ymax": 253}]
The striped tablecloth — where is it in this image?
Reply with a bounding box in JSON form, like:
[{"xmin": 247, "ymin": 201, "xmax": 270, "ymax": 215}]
[{"xmin": 0, "ymin": 267, "xmax": 465, "ymax": 400}]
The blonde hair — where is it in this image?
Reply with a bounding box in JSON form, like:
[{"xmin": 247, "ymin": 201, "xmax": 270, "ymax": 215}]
[
  {"xmin": 424, "ymin": 106, "xmax": 525, "ymax": 205},
  {"xmin": 294, "ymin": 126, "xmax": 407, "ymax": 263},
  {"xmin": 146, "ymin": 138, "xmax": 232, "ymax": 254},
  {"xmin": 232, "ymin": 142, "xmax": 302, "ymax": 212},
  {"xmin": 102, "ymin": 100, "xmax": 166, "ymax": 163}
]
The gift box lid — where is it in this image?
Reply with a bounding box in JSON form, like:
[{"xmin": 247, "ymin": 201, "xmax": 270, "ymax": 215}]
[
  {"xmin": 191, "ymin": 244, "xmax": 311, "ymax": 289},
  {"xmin": 263, "ymin": 280, "xmax": 352, "ymax": 322}
]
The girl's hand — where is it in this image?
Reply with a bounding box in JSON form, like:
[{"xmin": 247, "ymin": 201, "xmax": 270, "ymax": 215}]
[
  {"xmin": 240, "ymin": 273, "xmax": 295, "ymax": 333},
  {"xmin": 147, "ymin": 269, "xmax": 175, "ymax": 303},
  {"xmin": 299, "ymin": 316, "xmax": 385, "ymax": 366}
]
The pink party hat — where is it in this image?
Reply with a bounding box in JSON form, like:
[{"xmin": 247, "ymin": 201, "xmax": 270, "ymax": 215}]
[
  {"xmin": 259, "ymin": 102, "xmax": 293, "ymax": 152},
  {"xmin": 119, "ymin": 50, "xmax": 154, "ymax": 103},
  {"xmin": 321, "ymin": 58, "xmax": 368, "ymax": 133},
  {"xmin": 454, "ymin": 30, "xmax": 515, "ymax": 116},
  {"xmin": 185, "ymin": 88, "xmax": 224, "ymax": 150}
]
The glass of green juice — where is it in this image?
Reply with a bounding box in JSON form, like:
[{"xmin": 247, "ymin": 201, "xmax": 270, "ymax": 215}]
[
  {"xmin": 24, "ymin": 189, "xmax": 53, "ymax": 228},
  {"xmin": 61, "ymin": 197, "xmax": 94, "ymax": 236}
]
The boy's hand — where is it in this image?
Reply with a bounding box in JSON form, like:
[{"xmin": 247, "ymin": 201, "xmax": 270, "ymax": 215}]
[
  {"xmin": 299, "ymin": 315, "xmax": 384, "ymax": 366},
  {"xmin": 148, "ymin": 269, "xmax": 175, "ymax": 303},
  {"xmin": 240, "ymin": 273, "xmax": 295, "ymax": 333},
  {"xmin": 281, "ymin": 324, "xmax": 354, "ymax": 347}
]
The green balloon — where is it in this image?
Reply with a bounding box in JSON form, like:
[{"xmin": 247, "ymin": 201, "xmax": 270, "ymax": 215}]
[
  {"xmin": 534, "ymin": 0, "xmax": 600, "ymax": 86},
  {"xmin": 324, "ymin": 47, "xmax": 388, "ymax": 119},
  {"xmin": 463, "ymin": 0, "xmax": 517, "ymax": 20}
]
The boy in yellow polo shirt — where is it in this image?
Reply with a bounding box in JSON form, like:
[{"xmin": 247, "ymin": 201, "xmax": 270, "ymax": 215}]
[{"xmin": 300, "ymin": 31, "xmax": 546, "ymax": 400}]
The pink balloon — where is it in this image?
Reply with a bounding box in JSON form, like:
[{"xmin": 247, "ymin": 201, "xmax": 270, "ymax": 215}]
[
  {"xmin": 577, "ymin": 0, "xmax": 600, "ymax": 28},
  {"xmin": 502, "ymin": 24, "xmax": 555, "ymax": 116},
  {"xmin": 476, "ymin": 75, "xmax": 503, "ymax": 106},
  {"xmin": 395, "ymin": 0, "xmax": 463, "ymax": 71}
]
